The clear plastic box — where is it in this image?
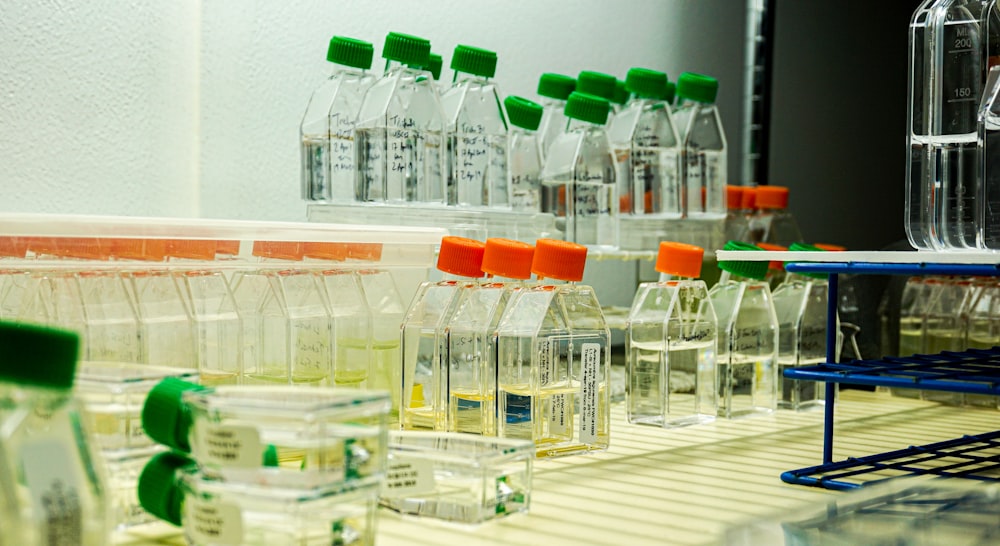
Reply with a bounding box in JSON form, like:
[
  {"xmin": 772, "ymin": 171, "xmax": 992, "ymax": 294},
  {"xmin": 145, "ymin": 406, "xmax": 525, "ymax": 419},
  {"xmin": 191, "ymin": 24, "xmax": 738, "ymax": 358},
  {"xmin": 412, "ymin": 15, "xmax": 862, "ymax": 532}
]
[{"xmin": 380, "ymin": 431, "xmax": 533, "ymax": 524}]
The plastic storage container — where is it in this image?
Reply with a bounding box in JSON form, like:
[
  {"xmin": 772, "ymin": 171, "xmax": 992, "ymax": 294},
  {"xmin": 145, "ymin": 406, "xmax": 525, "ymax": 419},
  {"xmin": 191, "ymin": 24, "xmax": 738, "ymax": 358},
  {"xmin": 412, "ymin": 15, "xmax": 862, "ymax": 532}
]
[{"xmin": 626, "ymin": 242, "xmax": 718, "ymax": 427}]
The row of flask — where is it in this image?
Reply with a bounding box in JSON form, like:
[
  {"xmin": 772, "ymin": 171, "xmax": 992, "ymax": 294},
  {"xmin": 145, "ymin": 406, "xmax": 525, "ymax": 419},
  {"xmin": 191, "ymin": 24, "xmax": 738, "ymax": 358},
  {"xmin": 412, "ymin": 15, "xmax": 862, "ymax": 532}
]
[
  {"xmin": 400, "ymin": 236, "xmax": 611, "ymax": 459},
  {"xmin": 626, "ymin": 241, "xmax": 837, "ymax": 428},
  {"xmin": 0, "ymin": 237, "xmax": 404, "ymax": 393},
  {"xmin": 907, "ymin": 0, "xmax": 1000, "ymax": 251},
  {"xmin": 724, "ymin": 184, "xmax": 804, "ymax": 248},
  {"xmin": 890, "ymin": 274, "xmax": 1000, "ymax": 406}
]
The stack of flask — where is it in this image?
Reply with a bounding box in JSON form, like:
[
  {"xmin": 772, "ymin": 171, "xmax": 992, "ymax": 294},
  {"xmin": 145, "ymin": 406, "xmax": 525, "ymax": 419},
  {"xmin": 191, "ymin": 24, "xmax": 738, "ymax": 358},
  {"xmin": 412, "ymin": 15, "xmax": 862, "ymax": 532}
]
[
  {"xmin": 138, "ymin": 378, "xmax": 389, "ymax": 545},
  {"xmin": 0, "ymin": 322, "xmax": 111, "ymax": 545}
]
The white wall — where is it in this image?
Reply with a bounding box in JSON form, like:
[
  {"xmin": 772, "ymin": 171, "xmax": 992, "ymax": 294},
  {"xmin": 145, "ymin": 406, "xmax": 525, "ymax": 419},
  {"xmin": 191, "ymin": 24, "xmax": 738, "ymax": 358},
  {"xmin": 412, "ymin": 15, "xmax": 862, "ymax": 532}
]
[{"xmin": 0, "ymin": 0, "xmax": 746, "ymax": 221}]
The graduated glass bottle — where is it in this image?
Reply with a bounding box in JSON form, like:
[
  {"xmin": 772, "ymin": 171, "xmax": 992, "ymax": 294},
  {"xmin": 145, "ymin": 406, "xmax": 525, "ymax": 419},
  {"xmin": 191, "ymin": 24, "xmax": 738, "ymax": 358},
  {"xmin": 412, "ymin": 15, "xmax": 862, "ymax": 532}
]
[
  {"xmin": 626, "ymin": 242, "xmax": 718, "ymax": 428},
  {"xmin": 535, "ymin": 73, "xmax": 575, "ymax": 159},
  {"xmin": 496, "ymin": 239, "xmax": 610, "ymax": 457},
  {"xmin": 299, "ymin": 36, "xmax": 375, "ymax": 203},
  {"xmin": 401, "ymin": 237, "xmax": 486, "ymax": 431},
  {"xmin": 676, "ymin": 72, "xmax": 727, "ymax": 219},
  {"xmin": 355, "ymin": 32, "xmax": 446, "ymax": 203},
  {"xmin": 708, "ymin": 241, "xmax": 779, "ymax": 418},
  {"xmin": 0, "ymin": 322, "xmax": 109, "ymax": 545},
  {"xmin": 446, "ymin": 238, "xmax": 534, "ymax": 435},
  {"xmin": 504, "ymin": 96, "xmax": 544, "ymax": 212},
  {"xmin": 607, "ymin": 68, "xmax": 682, "ymax": 218},
  {"xmin": 441, "ymin": 44, "xmax": 508, "ymax": 207},
  {"xmin": 771, "ymin": 243, "xmax": 838, "ymax": 411},
  {"xmin": 540, "ymin": 92, "xmax": 617, "ymax": 248}
]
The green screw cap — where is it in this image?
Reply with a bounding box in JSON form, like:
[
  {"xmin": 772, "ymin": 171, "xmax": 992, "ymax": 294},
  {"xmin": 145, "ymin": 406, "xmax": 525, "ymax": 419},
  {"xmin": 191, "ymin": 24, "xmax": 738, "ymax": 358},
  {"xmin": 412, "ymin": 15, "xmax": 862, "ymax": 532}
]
[
  {"xmin": 664, "ymin": 81, "xmax": 677, "ymax": 105},
  {"xmin": 717, "ymin": 240, "xmax": 769, "ymax": 281},
  {"xmin": 426, "ymin": 53, "xmax": 443, "ymax": 80},
  {"xmin": 626, "ymin": 68, "xmax": 668, "ymax": 100},
  {"xmin": 564, "ymin": 92, "xmax": 610, "ymax": 126},
  {"xmin": 786, "ymin": 242, "xmax": 828, "ymax": 279},
  {"xmin": 326, "ymin": 36, "xmax": 374, "ymax": 70},
  {"xmin": 677, "ymin": 72, "xmax": 719, "ymax": 104},
  {"xmin": 0, "ymin": 321, "xmax": 78, "ymax": 390},
  {"xmin": 382, "ymin": 32, "xmax": 431, "ymax": 67},
  {"xmin": 451, "ymin": 45, "xmax": 497, "ymax": 78},
  {"xmin": 576, "ymin": 71, "xmax": 617, "ymax": 101},
  {"xmin": 504, "ymin": 96, "xmax": 544, "ymax": 131},
  {"xmin": 612, "ymin": 80, "xmax": 629, "ymax": 105},
  {"xmin": 538, "ymin": 73, "xmax": 575, "ymax": 100},
  {"xmin": 142, "ymin": 377, "xmax": 208, "ymax": 453},
  {"xmin": 138, "ymin": 452, "xmax": 195, "ymax": 527}
]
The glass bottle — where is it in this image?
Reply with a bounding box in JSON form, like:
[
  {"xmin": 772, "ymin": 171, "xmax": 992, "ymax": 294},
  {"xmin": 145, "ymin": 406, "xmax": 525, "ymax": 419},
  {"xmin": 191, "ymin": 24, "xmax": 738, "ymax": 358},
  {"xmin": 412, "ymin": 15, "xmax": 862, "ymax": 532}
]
[
  {"xmin": 540, "ymin": 92, "xmax": 617, "ymax": 248},
  {"xmin": 771, "ymin": 243, "xmax": 838, "ymax": 411},
  {"xmin": 355, "ymin": 32, "xmax": 446, "ymax": 203},
  {"xmin": 504, "ymin": 96, "xmax": 544, "ymax": 212},
  {"xmin": 626, "ymin": 241, "xmax": 718, "ymax": 427},
  {"xmin": 0, "ymin": 322, "xmax": 110, "ymax": 544},
  {"xmin": 708, "ymin": 241, "xmax": 779, "ymax": 418},
  {"xmin": 535, "ymin": 73, "xmax": 575, "ymax": 159},
  {"xmin": 750, "ymin": 185, "xmax": 803, "ymax": 247},
  {"xmin": 441, "ymin": 44, "xmax": 508, "ymax": 207},
  {"xmin": 608, "ymin": 67, "xmax": 682, "ymax": 218},
  {"xmin": 496, "ymin": 239, "xmax": 610, "ymax": 457},
  {"xmin": 401, "ymin": 237, "xmax": 486, "ymax": 431},
  {"xmin": 446, "ymin": 238, "xmax": 534, "ymax": 435},
  {"xmin": 299, "ymin": 36, "xmax": 376, "ymax": 203},
  {"xmin": 676, "ymin": 72, "xmax": 727, "ymax": 219}
]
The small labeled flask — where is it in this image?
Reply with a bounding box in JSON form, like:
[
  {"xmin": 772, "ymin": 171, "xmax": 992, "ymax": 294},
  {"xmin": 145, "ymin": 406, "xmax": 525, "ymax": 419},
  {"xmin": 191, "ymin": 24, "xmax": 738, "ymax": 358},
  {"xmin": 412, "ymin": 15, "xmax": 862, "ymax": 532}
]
[
  {"xmin": 496, "ymin": 239, "xmax": 610, "ymax": 457},
  {"xmin": 535, "ymin": 73, "xmax": 575, "ymax": 159},
  {"xmin": 708, "ymin": 241, "xmax": 779, "ymax": 418},
  {"xmin": 504, "ymin": 96, "xmax": 545, "ymax": 212},
  {"xmin": 749, "ymin": 185, "xmax": 802, "ymax": 247},
  {"xmin": 676, "ymin": 72, "xmax": 727, "ymax": 219},
  {"xmin": 626, "ymin": 242, "xmax": 718, "ymax": 428},
  {"xmin": 724, "ymin": 185, "xmax": 752, "ymax": 243}
]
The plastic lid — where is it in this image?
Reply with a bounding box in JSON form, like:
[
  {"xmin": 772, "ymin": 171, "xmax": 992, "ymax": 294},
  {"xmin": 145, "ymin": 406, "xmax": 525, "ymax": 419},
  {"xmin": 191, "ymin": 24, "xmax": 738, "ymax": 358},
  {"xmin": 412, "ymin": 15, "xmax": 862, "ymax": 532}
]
[
  {"xmin": 726, "ymin": 186, "xmax": 744, "ymax": 210},
  {"xmin": 303, "ymin": 242, "xmax": 349, "ymax": 261},
  {"xmin": 740, "ymin": 186, "xmax": 757, "ymax": 209},
  {"xmin": 531, "ymin": 239, "xmax": 587, "ymax": 282},
  {"xmin": 109, "ymin": 239, "xmax": 167, "ymax": 261},
  {"xmin": 755, "ymin": 185, "xmax": 789, "ymax": 209},
  {"xmin": 382, "ymin": 32, "xmax": 431, "ymax": 67},
  {"xmin": 138, "ymin": 451, "xmax": 194, "ymax": 527},
  {"xmin": 786, "ymin": 242, "xmax": 828, "ymax": 279},
  {"xmin": 26, "ymin": 237, "xmax": 61, "ymax": 257},
  {"xmin": 345, "ymin": 243, "xmax": 382, "ymax": 261},
  {"xmin": 625, "ymin": 68, "xmax": 668, "ymax": 100},
  {"xmin": 564, "ymin": 92, "xmax": 610, "ymax": 126},
  {"xmin": 216, "ymin": 240, "xmax": 240, "ymax": 256},
  {"xmin": 676, "ymin": 72, "xmax": 719, "ymax": 104},
  {"xmin": 538, "ymin": 73, "xmax": 576, "ymax": 100},
  {"xmin": 141, "ymin": 377, "xmax": 208, "ymax": 453},
  {"xmin": 426, "ymin": 53, "xmax": 443, "ymax": 80},
  {"xmin": 655, "ymin": 242, "xmax": 704, "ymax": 278},
  {"xmin": 664, "ymin": 81, "xmax": 676, "ymax": 105},
  {"xmin": 482, "ymin": 238, "xmax": 535, "ymax": 280},
  {"xmin": 576, "ymin": 71, "xmax": 617, "ymax": 101},
  {"xmin": 756, "ymin": 242, "xmax": 788, "ymax": 271},
  {"xmin": 504, "ymin": 96, "xmax": 543, "ymax": 131},
  {"xmin": 252, "ymin": 241, "xmax": 304, "ymax": 261},
  {"xmin": 163, "ymin": 240, "xmax": 214, "ymax": 260},
  {"xmin": 437, "ymin": 236, "xmax": 485, "ymax": 278},
  {"xmin": 717, "ymin": 241, "xmax": 768, "ymax": 280},
  {"xmin": 326, "ymin": 36, "xmax": 374, "ymax": 70},
  {"xmin": 58, "ymin": 238, "xmax": 108, "ymax": 260},
  {"xmin": 451, "ymin": 45, "xmax": 497, "ymax": 78},
  {"xmin": 611, "ymin": 79, "xmax": 629, "ymax": 105},
  {"xmin": 0, "ymin": 322, "xmax": 79, "ymax": 390},
  {"xmin": 0, "ymin": 237, "xmax": 28, "ymax": 258}
]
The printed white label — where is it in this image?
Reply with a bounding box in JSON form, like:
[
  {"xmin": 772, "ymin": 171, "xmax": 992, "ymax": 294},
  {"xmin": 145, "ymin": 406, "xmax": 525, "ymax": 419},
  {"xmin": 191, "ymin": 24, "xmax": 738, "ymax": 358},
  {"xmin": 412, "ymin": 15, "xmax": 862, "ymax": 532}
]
[
  {"xmin": 383, "ymin": 456, "xmax": 435, "ymax": 496},
  {"xmin": 538, "ymin": 338, "xmax": 555, "ymax": 385},
  {"xmin": 21, "ymin": 437, "xmax": 83, "ymax": 545},
  {"xmin": 540, "ymin": 339, "xmax": 566, "ymax": 435},
  {"xmin": 186, "ymin": 497, "xmax": 243, "ymax": 545},
  {"xmin": 579, "ymin": 343, "xmax": 600, "ymax": 444},
  {"xmin": 194, "ymin": 424, "xmax": 262, "ymax": 468},
  {"xmin": 550, "ymin": 393, "xmax": 568, "ymax": 436}
]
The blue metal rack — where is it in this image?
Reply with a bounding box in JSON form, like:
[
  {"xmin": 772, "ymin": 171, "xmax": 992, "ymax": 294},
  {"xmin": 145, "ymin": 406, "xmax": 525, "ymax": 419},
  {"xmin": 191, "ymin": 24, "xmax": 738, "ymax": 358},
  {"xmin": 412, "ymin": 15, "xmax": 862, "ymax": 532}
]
[{"xmin": 779, "ymin": 259, "xmax": 1000, "ymax": 490}]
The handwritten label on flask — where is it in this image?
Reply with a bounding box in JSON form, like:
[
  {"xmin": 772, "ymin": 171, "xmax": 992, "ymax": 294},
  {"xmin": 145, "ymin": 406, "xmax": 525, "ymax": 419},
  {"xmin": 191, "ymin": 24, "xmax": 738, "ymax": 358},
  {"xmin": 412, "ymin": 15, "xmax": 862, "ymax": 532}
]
[
  {"xmin": 194, "ymin": 424, "xmax": 263, "ymax": 468},
  {"xmin": 580, "ymin": 343, "xmax": 600, "ymax": 444},
  {"xmin": 186, "ymin": 497, "xmax": 243, "ymax": 545},
  {"xmin": 21, "ymin": 438, "xmax": 84, "ymax": 545}
]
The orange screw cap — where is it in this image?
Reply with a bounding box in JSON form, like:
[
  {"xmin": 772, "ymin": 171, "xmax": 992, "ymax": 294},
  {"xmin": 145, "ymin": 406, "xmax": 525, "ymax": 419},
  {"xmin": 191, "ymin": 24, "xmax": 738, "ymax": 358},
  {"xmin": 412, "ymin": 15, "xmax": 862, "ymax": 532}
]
[
  {"xmin": 740, "ymin": 186, "xmax": 757, "ymax": 209},
  {"xmin": 726, "ymin": 186, "xmax": 744, "ymax": 210},
  {"xmin": 0, "ymin": 237, "xmax": 28, "ymax": 258},
  {"xmin": 167, "ymin": 240, "xmax": 219, "ymax": 261},
  {"xmin": 303, "ymin": 242, "xmax": 349, "ymax": 261},
  {"xmin": 813, "ymin": 243, "xmax": 847, "ymax": 252},
  {"xmin": 756, "ymin": 242, "xmax": 787, "ymax": 270},
  {"xmin": 655, "ymin": 242, "xmax": 704, "ymax": 278},
  {"xmin": 755, "ymin": 185, "xmax": 789, "ymax": 209},
  {"xmin": 109, "ymin": 239, "xmax": 167, "ymax": 261},
  {"xmin": 482, "ymin": 238, "xmax": 534, "ymax": 280},
  {"xmin": 216, "ymin": 240, "xmax": 241, "ymax": 256},
  {"xmin": 437, "ymin": 236, "xmax": 485, "ymax": 278},
  {"xmin": 531, "ymin": 239, "xmax": 587, "ymax": 282},
  {"xmin": 252, "ymin": 241, "xmax": 304, "ymax": 261}
]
